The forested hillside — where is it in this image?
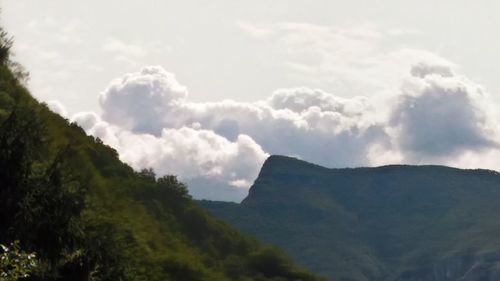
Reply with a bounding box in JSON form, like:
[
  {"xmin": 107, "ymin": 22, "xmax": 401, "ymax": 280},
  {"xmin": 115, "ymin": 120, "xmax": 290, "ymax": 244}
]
[
  {"xmin": 202, "ymin": 155, "xmax": 500, "ymax": 281},
  {"xmin": 0, "ymin": 27, "xmax": 324, "ymax": 281}
]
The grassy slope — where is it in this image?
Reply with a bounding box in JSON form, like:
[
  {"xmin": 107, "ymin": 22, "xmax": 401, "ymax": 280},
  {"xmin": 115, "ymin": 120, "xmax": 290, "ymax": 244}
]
[
  {"xmin": 0, "ymin": 54, "xmax": 325, "ymax": 280},
  {"xmin": 201, "ymin": 155, "xmax": 500, "ymax": 281}
]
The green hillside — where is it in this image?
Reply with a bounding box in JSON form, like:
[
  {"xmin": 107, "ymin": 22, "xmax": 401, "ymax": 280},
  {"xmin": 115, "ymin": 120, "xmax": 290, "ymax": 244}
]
[
  {"xmin": 201, "ymin": 155, "xmax": 500, "ymax": 281},
  {"xmin": 0, "ymin": 28, "xmax": 325, "ymax": 281}
]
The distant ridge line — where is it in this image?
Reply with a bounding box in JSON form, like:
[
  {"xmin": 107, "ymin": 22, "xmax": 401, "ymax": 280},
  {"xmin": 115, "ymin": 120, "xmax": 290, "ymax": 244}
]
[{"xmin": 263, "ymin": 154, "xmax": 500, "ymax": 175}]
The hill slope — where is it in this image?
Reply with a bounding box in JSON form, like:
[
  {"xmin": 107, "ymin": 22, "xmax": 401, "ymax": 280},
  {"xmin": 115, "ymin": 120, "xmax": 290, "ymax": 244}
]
[
  {"xmin": 0, "ymin": 30, "xmax": 324, "ymax": 281},
  {"xmin": 201, "ymin": 155, "xmax": 500, "ymax": 281}
]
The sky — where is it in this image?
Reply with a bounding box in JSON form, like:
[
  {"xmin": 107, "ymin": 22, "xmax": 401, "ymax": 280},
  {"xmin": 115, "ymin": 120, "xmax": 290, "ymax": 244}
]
[{"xmin": 3, "ymin": 0, "xmax": 500, "ymax": 201}]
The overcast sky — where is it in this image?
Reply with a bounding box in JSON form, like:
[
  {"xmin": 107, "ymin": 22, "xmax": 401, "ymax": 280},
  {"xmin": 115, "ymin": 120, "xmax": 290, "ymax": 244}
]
[
  {"xmin": 3, "ymin": 1, "xmax": 500, "ymax": 201},
  {"xmin": 4, "ymin": 0, "xmax": 500, "ymax": 113}
]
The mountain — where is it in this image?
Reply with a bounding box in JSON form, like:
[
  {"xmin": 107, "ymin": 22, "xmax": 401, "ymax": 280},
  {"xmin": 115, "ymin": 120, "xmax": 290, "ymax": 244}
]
[
  {"xmin": 0, "ymin": 30, "xmax": 324, "ymax": 281},
  {"xmin": 200, "ymin": 155, "xmax": 500, "ymax": 281}
]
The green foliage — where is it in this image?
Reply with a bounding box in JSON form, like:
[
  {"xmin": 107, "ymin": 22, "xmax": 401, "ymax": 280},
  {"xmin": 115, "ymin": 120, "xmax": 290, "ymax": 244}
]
[
  {"xmin": 0, "ymin": 105, "xmax": 46, "ymax": 243},
  {"xmin": 0, "ymin": 27, "xmax": 13, "ymax": 64},
  {"xmin": 0, "ymin": 241, "xmax": 37, "ymax": 281},
  {"xmin": 0, "ymin": 31, "xmax": 324, "ymax": 281},
  {"xmin": 202, "ymin": 155, "xmax": 500, "ymax": 280},
  {"xmin": 0, "ymin": 27, "xmax": 29, "ymax": 82},
  {"xmin": 0, "ymin": 26, "xmax": 28, "ymax": 82}
]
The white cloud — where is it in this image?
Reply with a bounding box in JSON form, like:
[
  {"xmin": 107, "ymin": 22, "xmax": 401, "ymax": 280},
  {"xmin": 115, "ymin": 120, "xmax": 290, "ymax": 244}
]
[
  {"xmin": 47, "ymin": 100, "xmax": 67, "ymax": 117},
  {"xmin": 76, "ymin": 61, "xmax": 500, "ymax": 202},
  {"xmin": 389, "ymin": 64, "xmax": 499, "ymax": 162},
  {"xmin": 117, "ymin": 128, "xmax": 268, "ymax": 182},
  {"xmin": 99, "ymin": 66, "xmax": 188, "ymax": 134},
  {"xmin": 95, "ymin": 67, "xmax": 388, "ymax": 169},
  {"xmin": 66, "ymin": 23, "xmax": 500, "ymax": 202},
  {"xmin": 410, "ymin": 62, "xmax": 454, "ymax": 78},
  {"xmin": 229, "ymin": 179, "xmax": 253, "ymax": 189},
  {"xmin": 267, "ymin": 87, "xmax": 370, "ymax": 116},
  {"xmin": 71, "ymin": 106, "xmax": 268, "ymax": 202}
]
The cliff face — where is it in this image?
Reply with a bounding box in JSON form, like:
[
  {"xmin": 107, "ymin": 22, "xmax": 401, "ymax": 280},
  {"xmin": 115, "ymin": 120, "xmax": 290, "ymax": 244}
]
[{"xmin": 200, "ymin": 155, "xmax": 500, "ymax": 281}]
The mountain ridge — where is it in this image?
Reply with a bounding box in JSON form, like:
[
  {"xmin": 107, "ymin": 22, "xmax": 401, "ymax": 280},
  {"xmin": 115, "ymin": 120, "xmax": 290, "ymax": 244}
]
[
  {"xmin": 201, "ymin": 155, "xmax": 500, "ymax": 281},
  {"xmin": 260, "ymin": 154, "xmax": 500, "ymax": 175}
]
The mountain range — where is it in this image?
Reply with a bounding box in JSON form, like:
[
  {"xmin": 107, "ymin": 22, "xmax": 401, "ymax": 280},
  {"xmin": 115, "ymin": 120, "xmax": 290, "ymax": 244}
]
[{"xmin": 201, "ymin": 155, "xmax": 500, "ymax": 281}]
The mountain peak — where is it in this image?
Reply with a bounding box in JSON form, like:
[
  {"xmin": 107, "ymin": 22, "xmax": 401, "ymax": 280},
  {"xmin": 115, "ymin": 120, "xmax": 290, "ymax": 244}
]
[
  {"xmin": 258, "ymin": 155, "xmax": 328, "ymax": 177},
  {"xmin": 259, "ymin": 155, "xmax": 500, "ymax": 181},
  {"xmin": 245, "ymin": 155, "xmax": 500, "ymax": 206},
  {"xmin": 205, "ymin": 157, "xmax": 500, "ymax": 281},
  {"xmin": 243, "ymin": 155, "xmax": 328, "ymax": 204}
]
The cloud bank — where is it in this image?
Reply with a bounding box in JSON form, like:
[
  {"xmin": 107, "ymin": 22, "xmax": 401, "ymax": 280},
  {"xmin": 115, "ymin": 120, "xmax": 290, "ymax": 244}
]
[
  {"xmin": 54, "ymin": 60, "xmax": 500, "ymax": 202},
  {"xmin": 41, "ymin": 22, "xmax": 500, "ymax": 202}
]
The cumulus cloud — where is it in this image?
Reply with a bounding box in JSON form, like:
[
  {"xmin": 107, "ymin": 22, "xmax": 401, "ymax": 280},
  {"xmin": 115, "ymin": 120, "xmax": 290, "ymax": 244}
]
[
  {"xmin": 95, "ymin": 67, "xmax": 388, "ymax": 169},
  {"xmin": 72, "ymin": 105, "xmax": 268, "ymax": 201},
  {"xmin": 389, "ymin": 64, "xmax": 499, "ymax": 161},
  {"xmin": 71, "ymin": 58, "xmax": 500, "ymax": 202},
  {"xmin": 47, "ymin": 100, "xmax": 68, "ymax": 117},
  {"xmin": 410, "ymin": 62, "xmax": 454, "ymax": 78},
  {"xmin": 267, "ymin": 88, "xmax": 370, "ymax": 116},
  {"xmin": 99, "ymin": 66, "xmax": 188, "ymax": 134}
]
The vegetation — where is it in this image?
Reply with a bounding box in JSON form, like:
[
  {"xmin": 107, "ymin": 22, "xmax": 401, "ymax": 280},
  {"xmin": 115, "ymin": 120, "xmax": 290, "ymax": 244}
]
[
  {"xmin": 202, "ymin": 155, "xmax": 500, "ymax": 281},
  {"xmin": 0, "ymin": 241, "xmax": 37, "ymax": 281},
  {"xmin": 0, "ymin": 27, "xmax": 324, "ymax": 281}
]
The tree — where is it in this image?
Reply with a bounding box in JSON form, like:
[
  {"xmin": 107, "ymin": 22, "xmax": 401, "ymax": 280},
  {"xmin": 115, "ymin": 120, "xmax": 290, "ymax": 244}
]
[
  {"xmin": 0, "ymin": 26, "xmax": 13, "ymax": 64},
  {"xmin": 0, "ymin": 105, "xmax": 45, "ymax": 243},
  {"xmin": 0, "ymin": 241, "xmax": 37, "ymax": 281},
  {"xmin": 16, "ymin": 145, "xmax": 87, "ymax": 269},
  {"xmin": 0, "ymin": 107, "xmax": 89, "ymax": 279},
  {"xmin": 157, "ymin": 175, "xmax": 191, "ymax": 200},
  {"xmin": 0, "ymin": 25, "xmax": 28, "ymax": 81}
]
